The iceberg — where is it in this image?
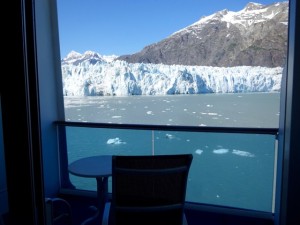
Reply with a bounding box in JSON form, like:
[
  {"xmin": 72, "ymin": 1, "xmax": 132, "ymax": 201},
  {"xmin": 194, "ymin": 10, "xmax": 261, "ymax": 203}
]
[
  {"xmin": 232, "ymin": 149, "xmax": 255, "ymax": 157},
  {"xmin": 213, "ymin": 148, "xmax": 229, "ymax": 154},
  {"xmin": 106, "ymin": 137, "xmax": 126, "ymax": 145}
]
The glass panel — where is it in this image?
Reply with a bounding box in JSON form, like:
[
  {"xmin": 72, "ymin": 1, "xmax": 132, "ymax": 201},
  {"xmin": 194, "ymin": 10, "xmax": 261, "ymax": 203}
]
[
  {"xmin": 65, "ymin": 126, "xmax": 276, "ymax": 212},
  {"xmin": 57, "ymin": 0, "xmax": 285, "ymax": 213},
  {"xmin": 66, "ymin": 127, "xmax": 153, "ymax": 192}
]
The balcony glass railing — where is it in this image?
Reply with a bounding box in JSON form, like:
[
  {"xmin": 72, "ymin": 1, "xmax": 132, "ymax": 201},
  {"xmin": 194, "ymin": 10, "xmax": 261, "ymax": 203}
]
[{"xmin": 56, "ymin": 122, "xmax": 278, "ymax": 213}]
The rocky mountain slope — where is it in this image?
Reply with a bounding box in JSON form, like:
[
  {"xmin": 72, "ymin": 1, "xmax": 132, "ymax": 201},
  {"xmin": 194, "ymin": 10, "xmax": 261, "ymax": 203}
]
[{"xmin": 117, "ymin": 2, "xmax": 288, "ymax": 67}]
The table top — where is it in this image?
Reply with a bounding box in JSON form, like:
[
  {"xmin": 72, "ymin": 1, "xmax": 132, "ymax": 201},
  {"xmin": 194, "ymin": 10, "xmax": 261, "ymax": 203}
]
[{"xmin": 68, "ymin": 155, "xmax": 112, "ymax": 178}]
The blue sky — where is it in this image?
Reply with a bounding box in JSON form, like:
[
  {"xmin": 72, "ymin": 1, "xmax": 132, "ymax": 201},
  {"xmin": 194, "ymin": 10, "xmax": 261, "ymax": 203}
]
[{"xmin": 57, "ymin": 0, "xmax": 287, "ymax": 58}]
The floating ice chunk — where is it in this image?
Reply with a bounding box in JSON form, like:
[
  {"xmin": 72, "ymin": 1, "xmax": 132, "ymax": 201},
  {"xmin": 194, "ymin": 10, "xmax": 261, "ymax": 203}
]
[
  {"xmin": 213, "ymin": 149, "xmax": 229, "ymax": 154},
  {"xmin": 165, "ymin": 133, "xmax": 174, "ymax": 139},
  {"xmin": 111, "ymin": 116, "xmax": 122, "ymax": 118},
  {"xmin": 195, "ymin": 149, "xmax": 203, "ymax": 155},
  {"xmin": 232, "ymin": 149, "xmax": 255, "ymax": 157},
  {"xmin": 146, "ymin": 111, "xmax": 153, "ymax": 115},
  {"xmin": 106, "ymin": 137, "xmax": 126, "ymax": 145}
]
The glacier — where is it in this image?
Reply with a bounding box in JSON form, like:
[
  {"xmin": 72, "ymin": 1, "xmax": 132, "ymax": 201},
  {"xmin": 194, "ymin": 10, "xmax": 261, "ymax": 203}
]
[{"xmin": 61, "ymin": 52, "xmax": 283, "ymax": 96}]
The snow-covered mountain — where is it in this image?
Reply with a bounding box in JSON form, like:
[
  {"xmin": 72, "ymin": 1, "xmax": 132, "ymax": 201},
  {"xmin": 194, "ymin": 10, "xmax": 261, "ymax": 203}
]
[
  {"xmin": 117, "ymin": 1, "xmax": 288, "ymax": 67},
  {"xmin": 61, "ymin": 2, "xmax": 286, "ymax": 97},
  {"xmin": 62, "ymin": 51, "xmax": 282, "ymax": 96}
]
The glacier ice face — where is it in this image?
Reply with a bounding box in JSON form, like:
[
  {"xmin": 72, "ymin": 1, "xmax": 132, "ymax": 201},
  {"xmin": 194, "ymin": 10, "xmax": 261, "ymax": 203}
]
[{"xmin": 61, "ymin": 54, "xmax": 283, "ymax": 97}]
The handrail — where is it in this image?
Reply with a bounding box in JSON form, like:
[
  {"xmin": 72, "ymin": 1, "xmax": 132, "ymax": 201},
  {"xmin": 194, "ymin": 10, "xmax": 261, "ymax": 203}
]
[{"xmin": 54, "ymin": 121, "xmax": 278, "ymax": 135}]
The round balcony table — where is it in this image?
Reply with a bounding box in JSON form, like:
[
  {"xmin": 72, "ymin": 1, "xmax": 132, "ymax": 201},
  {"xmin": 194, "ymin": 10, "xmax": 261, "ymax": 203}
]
[{"xmin": 68, "ymin": 155, "xmax": 112, "ymax": 225}]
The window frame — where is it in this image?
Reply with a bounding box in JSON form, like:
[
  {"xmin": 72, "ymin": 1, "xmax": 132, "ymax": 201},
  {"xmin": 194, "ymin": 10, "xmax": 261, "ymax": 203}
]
[{"xmin": 2, "ymin": 0, "xmax": 297, "ymax": 224}]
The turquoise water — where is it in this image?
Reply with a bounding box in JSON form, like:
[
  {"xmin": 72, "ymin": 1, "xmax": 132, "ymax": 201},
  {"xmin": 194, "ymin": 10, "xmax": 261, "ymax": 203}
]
[{"xmin": 64, "ymin": 93, "xmax": 279, "ymax": 212}]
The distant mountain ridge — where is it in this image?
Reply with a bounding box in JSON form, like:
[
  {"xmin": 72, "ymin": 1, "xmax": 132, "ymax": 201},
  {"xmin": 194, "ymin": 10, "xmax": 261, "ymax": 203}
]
[{"xmin": 117, "ymin": 1, "xmax": 288, "ymax": 67}]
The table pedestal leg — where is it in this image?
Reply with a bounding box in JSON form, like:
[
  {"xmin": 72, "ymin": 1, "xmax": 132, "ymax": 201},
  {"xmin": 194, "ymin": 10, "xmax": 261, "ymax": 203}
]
[
  {"xmin": 81, "ymin": 177, "xmax": 108, "ymax": 225},
  {"xmin": 97, "ymin": 177, "xmax": 108, "ymax": 223}
]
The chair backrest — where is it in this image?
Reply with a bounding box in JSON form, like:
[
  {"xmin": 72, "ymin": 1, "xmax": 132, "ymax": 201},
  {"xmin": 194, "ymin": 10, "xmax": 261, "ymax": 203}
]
[{"xmin": 110, "ymin": 154, "xmax": 193, "ymax": 225}]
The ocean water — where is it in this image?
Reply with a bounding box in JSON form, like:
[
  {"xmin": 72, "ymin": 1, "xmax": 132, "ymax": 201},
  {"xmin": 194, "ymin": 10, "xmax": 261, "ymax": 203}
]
[
  {"xmin": 64, "ymin": 92, "xmax": 280, "ymax": 212},
  {"xmin": 64, "ymin": 92, "xmax": 280, "ymax": 127}
]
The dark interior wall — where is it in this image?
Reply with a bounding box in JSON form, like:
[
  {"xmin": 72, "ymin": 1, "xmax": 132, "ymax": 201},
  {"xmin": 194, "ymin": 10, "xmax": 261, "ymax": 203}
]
[
  {"xmin": 1, "ymin": 0, "xmax": 46, "ymax": 223},
  {"xmin": 0, "ymin": 99, "xmax": 8, "ymax": 215}
]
